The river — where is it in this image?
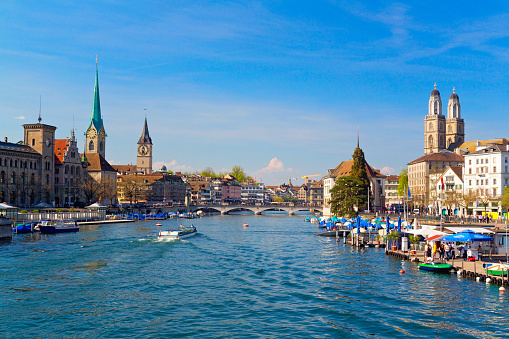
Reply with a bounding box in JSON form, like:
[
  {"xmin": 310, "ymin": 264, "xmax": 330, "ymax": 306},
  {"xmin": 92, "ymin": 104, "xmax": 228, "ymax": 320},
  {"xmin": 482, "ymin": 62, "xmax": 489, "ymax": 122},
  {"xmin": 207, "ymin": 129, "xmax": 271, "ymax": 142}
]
[{"xmin": 1, "ymin": 213, "xmax": 508, "ymax": 338}]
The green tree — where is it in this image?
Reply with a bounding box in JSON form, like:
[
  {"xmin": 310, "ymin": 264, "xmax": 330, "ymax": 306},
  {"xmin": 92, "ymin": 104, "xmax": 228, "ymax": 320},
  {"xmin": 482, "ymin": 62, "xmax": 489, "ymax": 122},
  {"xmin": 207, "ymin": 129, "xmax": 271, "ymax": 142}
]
[
  {"xmin": 230, "ymin": 165, "xmax": 247, "ymax": 182},
  {"xmin": 271, "ymin": 196, "xmax": 284, "ymax": 203},
  {"xmin": 329, "ymin": 176, "xmax": 365, "ymax": 217},
  {"xmin": 201, "ymin": 167, "xmax": 217, "ymax": 178},
  {"xmin": 351, "ymin": 146, "xmax": 369, "ymax": 209},
  {"xmin": 501, "ymin": 187, "xmax": 509, "ymax": 219},
  {"xmin": 396, "ymin": 169, "xmax": 408, "ymax": 196}
]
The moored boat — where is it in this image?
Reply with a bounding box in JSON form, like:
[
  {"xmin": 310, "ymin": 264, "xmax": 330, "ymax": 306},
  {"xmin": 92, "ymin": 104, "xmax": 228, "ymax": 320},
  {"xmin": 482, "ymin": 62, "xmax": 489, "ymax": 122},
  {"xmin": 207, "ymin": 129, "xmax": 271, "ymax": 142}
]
[
  {"xmin": 486, "ymin": 263, "xmax": 509, "ymax": 276},
  {"xmin": 159, "ymin": 225, "xmax": 197, "ymax": 240},
  {"xmin": 243, "ymin": 223, "xmax": 249, "ymax": 227},
  {"xmin": 37, "ymin": 220, "xmax": 79, "ymax": 234},
  {"xmin": 13, "ymin": 222, "xmax": 37, "ymax": 234},
  {"xmin": 418, "ymin": 263, "xmax": 453, "ymax": 273}
]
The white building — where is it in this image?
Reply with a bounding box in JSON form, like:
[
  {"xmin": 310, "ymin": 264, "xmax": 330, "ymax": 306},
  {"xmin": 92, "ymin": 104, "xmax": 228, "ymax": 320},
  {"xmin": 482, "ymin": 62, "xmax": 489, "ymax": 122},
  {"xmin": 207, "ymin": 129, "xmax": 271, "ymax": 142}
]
[
  {"xmin": 241, "ymin": 182, "xmax": 265, "ymax": 204},
  {"xmin": 463, "ymin": 143, "xmax": 509, "ymax": 216},
  {"xmin": 433, "ymin": 166, "xmax": 463, "ymax": 215}
]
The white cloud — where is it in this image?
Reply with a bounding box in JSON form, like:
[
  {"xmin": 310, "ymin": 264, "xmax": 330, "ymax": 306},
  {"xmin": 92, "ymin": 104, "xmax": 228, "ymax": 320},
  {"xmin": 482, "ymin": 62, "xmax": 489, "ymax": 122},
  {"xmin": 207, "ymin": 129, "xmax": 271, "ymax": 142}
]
[
  {"xmin": 256, "ymin": 157, "xmax": 292, "ymax": 174},
  {"xmin": 13, "ymin": 116, "xmax": 25, "ymax": 120},
  {"xmin": 153, "ymin": 160, "xmax": 194, "ymax": 172},
  {"xmin": 380, "ymin": 166, "xmax": 395, "ymax": 175}
]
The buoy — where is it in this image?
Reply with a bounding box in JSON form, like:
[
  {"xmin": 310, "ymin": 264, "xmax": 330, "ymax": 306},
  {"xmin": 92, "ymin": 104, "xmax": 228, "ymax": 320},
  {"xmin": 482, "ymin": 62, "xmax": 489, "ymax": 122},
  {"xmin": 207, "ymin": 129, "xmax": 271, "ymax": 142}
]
[
  {"xmin": 500, "ymin": 286, "xmax": 506, "ymax": 292},
  {"xmin": 486, "ymin": 278, "xmax": 491, "ymax": 283},
  {"xmin": 399, "ymin": 269, "xmax": 405, "ymax": 274}
]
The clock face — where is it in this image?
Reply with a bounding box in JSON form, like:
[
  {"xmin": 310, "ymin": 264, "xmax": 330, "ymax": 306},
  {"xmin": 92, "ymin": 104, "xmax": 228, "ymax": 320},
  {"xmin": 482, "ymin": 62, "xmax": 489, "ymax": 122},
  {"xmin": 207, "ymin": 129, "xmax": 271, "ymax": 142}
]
[
  {"xmin": 87, "ymin": 129, "xmax": 97, "ymax": 138},
  {"xmin": 138, "ymin": 145, "xmax": 149, "ymax": 155},
  {"xmin": 45, "ymin": 138, "xmax": 50, "ymax": 147}
]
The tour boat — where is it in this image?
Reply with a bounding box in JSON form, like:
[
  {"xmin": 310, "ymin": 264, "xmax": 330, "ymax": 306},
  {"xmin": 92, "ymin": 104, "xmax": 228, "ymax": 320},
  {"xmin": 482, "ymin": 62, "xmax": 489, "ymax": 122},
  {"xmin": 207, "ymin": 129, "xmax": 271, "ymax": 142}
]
[
  {"xmin": 159, "ymin": 225, "xmax": 197, "ymax": 240},
  {"xmin": 37, "ymin": 219, "xmax": 79, "ymax": 234},
  {"xmin": 418, "ymin": 263, "xmax": 453, "ymax": 273},
  {"xmin": 486, "ymin": 263, "xmax": 509, "ymax": 276}
]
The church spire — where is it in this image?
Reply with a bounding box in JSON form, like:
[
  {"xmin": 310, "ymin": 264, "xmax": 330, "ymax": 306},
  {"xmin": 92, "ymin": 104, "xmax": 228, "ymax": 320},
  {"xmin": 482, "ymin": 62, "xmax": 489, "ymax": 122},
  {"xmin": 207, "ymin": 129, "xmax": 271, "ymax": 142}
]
[
  {"xmin": 138, "ymin": 115, "xmax": 152, "ymax": 144},
  {"xmin": 88, "ymin": 57, "xmax": 103, "ymax": 132}
]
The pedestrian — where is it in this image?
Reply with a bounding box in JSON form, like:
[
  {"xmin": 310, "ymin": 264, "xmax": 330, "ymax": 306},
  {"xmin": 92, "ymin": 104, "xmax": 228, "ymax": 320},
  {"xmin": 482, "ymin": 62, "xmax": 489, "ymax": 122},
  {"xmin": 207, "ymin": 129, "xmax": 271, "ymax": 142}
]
[
  {"xmin": 425, "ymin": 243, "xmax": 432, "ymax": 263},
  {"xmin": 478, "ymin": 244, "xmax": 483, "ymax": 261},
  {"xmin": 432, "ymin": 242, "xmax": 437, "ymax": 262},
  {"xmin": 445, "ymin": 242, "xmax": 451, "ymax": 260},
  {"xmin": 438, "ymin": 243, "xmax": 445, "ymax": 263}
]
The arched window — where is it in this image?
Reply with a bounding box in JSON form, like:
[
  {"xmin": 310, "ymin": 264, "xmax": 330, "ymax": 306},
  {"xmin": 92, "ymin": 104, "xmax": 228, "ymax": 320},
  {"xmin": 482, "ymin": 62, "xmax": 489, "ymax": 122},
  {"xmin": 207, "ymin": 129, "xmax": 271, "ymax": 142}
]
[
  {"xmin": 453, "ymin": 105, "xmax": 458, "ymax": 118},
  {"xmin": 32, "ymin": 138, "xmax": 35, "ymax": 146},
  {"xmin": 89, "ymin": 140, "xmax": 95, "ymax": 151},
  {"xmin": 34, "ymin": 162, "xmax": 37, "ymax": 170},
  {"xmin": 428, "ymin": 135, "xmax": 434, "ymax": 147},
  {"xmin": 30, "ymin": 162, "xmax": 32, "ymax": 169},
  {"xmin": 70, "ymin": 166, "xmax": 74, "ymax": 175},
  {"xmin": 434, "ymin": 101, "xmax": 438, "ymax": 114},
  {"xmin": 76, "ymin": 167, "xmax": 80, "ymax": 176},
  {"xmin": 65, "ymin": 165, "xmax": 69, "ymax": 174},
  {"xmin": 10, "ymin": 159, "xmax": 12, "ymax": 167},
  {"xmin": 14, "ymin": 160, "xmax": 17, "ymax": 167},
  {"xmin": 439, "ymin": 135, "xmax": 444, "ymax": 147},
  {"xmin": 428, "ymin": 122, "xmax": 433, "ymax": 131}
]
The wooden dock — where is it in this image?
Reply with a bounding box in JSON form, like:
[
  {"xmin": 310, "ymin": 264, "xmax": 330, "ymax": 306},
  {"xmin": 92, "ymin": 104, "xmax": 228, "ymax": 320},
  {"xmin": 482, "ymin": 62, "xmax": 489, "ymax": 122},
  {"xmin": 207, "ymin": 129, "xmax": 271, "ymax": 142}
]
[{"xmin": 386, "ymin": 249, "xmax": 509, "ymax": 286}]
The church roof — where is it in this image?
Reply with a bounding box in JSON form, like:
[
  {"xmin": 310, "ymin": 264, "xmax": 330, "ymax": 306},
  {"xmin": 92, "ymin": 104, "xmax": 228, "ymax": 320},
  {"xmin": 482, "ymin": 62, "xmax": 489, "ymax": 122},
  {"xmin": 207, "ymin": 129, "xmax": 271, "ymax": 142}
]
[
  {"xmin": 113, "ymin": 164, "xmax": 138, "ymax": 175},
  {"xmin": 85, "ymin": 153, "xmax": 116, "ymax": 173},
  {"xmin": 328, "ymin": 159, "xmax": 387, "ymax": 179},
  {"xmin": 87, "ymin": 62, "xmax": 104, "ymax": 132},
  {"xmin": 138, "ymin": 117, "xmax": 152, "ymax": 144},
  {"xmin": 407, "ymin": 151, "xmax": 464, "ymax": 165}
]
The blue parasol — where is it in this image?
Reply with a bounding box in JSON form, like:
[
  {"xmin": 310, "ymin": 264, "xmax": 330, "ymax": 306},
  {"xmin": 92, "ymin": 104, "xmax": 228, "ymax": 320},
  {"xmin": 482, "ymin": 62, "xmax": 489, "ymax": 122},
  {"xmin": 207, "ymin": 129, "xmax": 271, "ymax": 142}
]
[
  {"xmin": 397, "ymin": 216, "xmax": 402, "ymax": 233},
  {"xmin": 442, "ymin": 230, "xmax": 493, "ymax": 242},
  {"xmin": 386, "ymin": 215, "xmax": 390, "ymax": 233}
]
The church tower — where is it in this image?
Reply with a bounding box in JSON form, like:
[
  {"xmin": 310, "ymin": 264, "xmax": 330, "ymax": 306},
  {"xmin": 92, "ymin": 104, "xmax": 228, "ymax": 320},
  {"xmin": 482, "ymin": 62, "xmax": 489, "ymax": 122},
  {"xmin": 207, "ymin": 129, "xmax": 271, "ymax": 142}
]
[
  {"xmin": 424, "ymin": 84, "xmax": 446, "ymax": 154},
  {"xmin": 446, "ymin": 88, "xmax": 465, "ymax": 150},
  {"xmin": 85, "ymin": 58, "xmax": 106, "ymax": 158},
  {"xmin": 137, "ymin": 116, "xmax": 153, "ymax": 174}
]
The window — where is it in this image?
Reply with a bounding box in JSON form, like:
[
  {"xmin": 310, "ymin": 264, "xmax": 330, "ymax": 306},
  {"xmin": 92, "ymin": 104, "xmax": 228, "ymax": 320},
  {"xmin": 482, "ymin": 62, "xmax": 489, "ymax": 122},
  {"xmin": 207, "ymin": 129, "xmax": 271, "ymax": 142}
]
[
  {"xmin": 494, "ymin": 167, "xmax": 497, "ymax": 172},
  {"xmin": 476, "ymin": 159, "xmax": 479, "ymax": 164},
  {"xmin": 481, "ymin": 159, "xmax": 483, "ymax": 164},
  {"xmin": 493, "ymin": 157, "xmax": 496, "ymax": 163},
  {"xmin": 55, "ymin": 168, "xmax": 59, "ymax": 174},
  {"xmin": 506, "ymin": 157, "xmax": 508, "ymax": 163},
  {"xmin": 469, "ymin": 168, "xmax": 472, "ymax": 174},
  {"xmin": 0, "ymin": 171, "xmax": 4, "ymax": 184},
  {"xmin": 494, "ymin": 179, "xmax": 497, "ymax": 185},
  {"xmin": 32, "ymin": 139, "xmax": 35, "ymax": 146},
  {"xmin": 506, "ymin": 166, "xmax": 508, "ymax": 172},
  {"xmin": 469, "ymin": 159, "xmax": 472, "ymax": 165},
  {"xmin": 89, "ymin": 140, "xmax": 94, "ymax": 151},
  {"xmin": 476, "ymin": 180, "xmax": 479, "ymax": 185},
  {"xmin": 469, "ymin": 180, "xmax": 472, "ymax": 186},
  {"xmin": 11, "ymin": 172, "xmax": 15, "ymax": 184}
]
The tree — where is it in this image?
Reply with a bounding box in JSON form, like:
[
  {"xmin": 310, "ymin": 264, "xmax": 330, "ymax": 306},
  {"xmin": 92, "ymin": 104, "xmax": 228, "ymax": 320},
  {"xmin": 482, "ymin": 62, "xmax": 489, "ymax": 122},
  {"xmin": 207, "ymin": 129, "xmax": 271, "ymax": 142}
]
[
  {"xmin": 501, "ymin": 187, "xmax": 509, "ymax": 219},
  {"xmin": 230, "ymin": 165, "xmax": 248, "ymax": 183},
  {"xmin": 271, "ymin": 196, "xmax": 284, "ymax": 203},
  {"xmin": 477, "ymin": 188, "xmax": 492, "ymax": 216},
  {"xmin": 329, "ymin": 176, "xmax": 365, "ymax": 218},
  {"xmin": 201, "ymin": 167, "xmax": 217, "ymax": 178},
  {"xmin": 396, "ymin": 169, "xmax": 408, "ymax": 197},
  {"xmin": 78, "ymin": 176, "xmax": 103, "ymax": 205},
  {"xmin": 351, "ymin": 147, "xmax": 369, "ymax": 210},
  {"xmin": 459, "ymin": 190, "xmax": 476, "ymax": 216}
]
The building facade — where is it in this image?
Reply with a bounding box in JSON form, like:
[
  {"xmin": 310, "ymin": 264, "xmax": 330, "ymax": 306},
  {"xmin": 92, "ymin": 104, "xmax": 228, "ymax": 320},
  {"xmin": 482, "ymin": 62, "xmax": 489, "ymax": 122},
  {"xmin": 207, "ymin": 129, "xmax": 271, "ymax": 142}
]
[
  {"xmin": 424, "ymin": 85, "xmax": 464, "ymax": 154},
  {"xmin": 384, "ymin": 175, "xmax": 400, "ymax": 206}
]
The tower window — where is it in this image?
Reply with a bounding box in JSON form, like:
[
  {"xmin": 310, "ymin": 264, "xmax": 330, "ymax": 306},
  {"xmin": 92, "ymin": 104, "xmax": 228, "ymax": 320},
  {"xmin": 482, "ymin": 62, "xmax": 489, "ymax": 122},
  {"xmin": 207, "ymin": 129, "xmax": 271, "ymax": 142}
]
[
  {"xmin": 32, "ymin": 139, "xmax": 35, "ymax": 146},
  {"xmin": 89, "ymin": 140, "xmax": 94, "ymax": 151}
]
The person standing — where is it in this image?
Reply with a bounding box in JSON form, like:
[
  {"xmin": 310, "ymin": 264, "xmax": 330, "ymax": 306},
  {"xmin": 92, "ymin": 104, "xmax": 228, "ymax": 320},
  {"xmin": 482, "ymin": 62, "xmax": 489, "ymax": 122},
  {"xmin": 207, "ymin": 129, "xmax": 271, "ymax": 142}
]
[{"xmin": 445, "ymin": 242, "xmax": 451, "ymax": 260}]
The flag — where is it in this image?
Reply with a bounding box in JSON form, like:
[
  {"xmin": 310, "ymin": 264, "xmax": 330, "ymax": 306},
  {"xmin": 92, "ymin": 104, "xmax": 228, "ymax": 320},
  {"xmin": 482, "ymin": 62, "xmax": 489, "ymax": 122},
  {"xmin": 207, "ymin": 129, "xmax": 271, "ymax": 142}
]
[
  {"xmin": 441, "ymin": 177, "xmax": 444, "ymax": 191},
  {"xmin": 407, "ymin": 186, "xmax": 411, "ymax": 198}
]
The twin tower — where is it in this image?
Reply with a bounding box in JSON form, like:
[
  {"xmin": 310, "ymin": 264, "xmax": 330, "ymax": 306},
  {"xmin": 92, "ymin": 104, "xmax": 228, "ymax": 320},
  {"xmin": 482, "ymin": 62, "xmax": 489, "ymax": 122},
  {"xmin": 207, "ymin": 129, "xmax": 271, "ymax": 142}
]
[{"xmin": 424, "ymin": 84, "xmax": 465, "ymax": 154}]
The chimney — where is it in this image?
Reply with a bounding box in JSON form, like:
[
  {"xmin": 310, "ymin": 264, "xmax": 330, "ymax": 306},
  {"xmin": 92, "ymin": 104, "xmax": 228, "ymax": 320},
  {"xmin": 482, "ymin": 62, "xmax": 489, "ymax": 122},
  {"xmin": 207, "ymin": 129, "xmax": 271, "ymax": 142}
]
[{"xmin": 4, "ymin": 137, "xmax": 7, "ymax": 142}]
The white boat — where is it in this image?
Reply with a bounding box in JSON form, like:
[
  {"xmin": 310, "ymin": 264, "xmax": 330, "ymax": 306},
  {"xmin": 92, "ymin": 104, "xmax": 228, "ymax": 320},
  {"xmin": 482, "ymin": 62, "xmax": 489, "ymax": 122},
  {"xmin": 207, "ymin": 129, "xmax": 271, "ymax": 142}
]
[
  {"xmin": 159, "ymin": 225, "xmax": 197, "ymax": 239},
  {"xmin": 36, "ymin": 219, "xmax": 79, "ymax": 233}
]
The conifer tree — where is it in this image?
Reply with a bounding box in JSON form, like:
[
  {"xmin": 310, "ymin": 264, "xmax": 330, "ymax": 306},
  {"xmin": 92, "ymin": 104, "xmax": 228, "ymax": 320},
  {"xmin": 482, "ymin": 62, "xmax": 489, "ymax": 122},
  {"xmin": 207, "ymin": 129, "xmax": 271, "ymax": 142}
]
[{"xmin": 350, "ymin": 146, "xmax": 369, "ymax": 209}]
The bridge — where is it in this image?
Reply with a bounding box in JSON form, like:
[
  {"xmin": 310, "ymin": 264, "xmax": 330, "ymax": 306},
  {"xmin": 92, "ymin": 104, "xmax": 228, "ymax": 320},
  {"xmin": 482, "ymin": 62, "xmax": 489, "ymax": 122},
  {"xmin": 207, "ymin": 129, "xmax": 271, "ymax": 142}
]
[{"xmin": 191, "ymin": 204, "xmax": 323, "ymax": 215}]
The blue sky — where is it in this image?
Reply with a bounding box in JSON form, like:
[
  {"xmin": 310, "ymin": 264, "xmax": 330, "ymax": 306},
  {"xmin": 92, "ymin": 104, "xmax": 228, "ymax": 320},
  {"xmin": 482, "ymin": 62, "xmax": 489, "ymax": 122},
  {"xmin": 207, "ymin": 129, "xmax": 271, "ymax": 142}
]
[{"xmin": 1, "ymin": 1, "xmax": 509, "ymax": 185}]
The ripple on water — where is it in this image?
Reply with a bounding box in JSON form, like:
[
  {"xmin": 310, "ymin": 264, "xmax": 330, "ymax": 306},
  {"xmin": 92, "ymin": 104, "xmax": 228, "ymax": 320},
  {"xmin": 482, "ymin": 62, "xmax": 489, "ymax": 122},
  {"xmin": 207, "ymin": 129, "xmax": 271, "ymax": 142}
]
[{"xmin": 1, "ymin": 215, "xmax": 509, "ymax": 338}]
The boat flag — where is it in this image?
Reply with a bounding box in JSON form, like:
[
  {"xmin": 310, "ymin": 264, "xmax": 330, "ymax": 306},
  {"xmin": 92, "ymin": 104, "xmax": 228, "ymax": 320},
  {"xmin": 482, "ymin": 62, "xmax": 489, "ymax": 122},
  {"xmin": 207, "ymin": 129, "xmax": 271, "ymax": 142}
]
[
  {"xmin": 441, "ymin": 177, "xmax": 444, "ymax": 191},
  {"xmin": 407, "ymin": 186, "xmax": 411, "ymax": 198}
]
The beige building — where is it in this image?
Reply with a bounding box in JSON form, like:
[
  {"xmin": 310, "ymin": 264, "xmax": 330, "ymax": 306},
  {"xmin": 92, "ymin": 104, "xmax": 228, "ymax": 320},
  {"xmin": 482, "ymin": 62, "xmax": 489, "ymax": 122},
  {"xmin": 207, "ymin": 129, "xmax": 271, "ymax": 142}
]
[
  {"xmin": 308, "ymin": 179, "xmax": 323, "ymax": 206},
  {"xmin": 407, "ymin": 151, "xmax": 464, "ymax": 207},
  {"xmin": 384, "ymin": 175, "xmax": 401, "ymax": 206}
]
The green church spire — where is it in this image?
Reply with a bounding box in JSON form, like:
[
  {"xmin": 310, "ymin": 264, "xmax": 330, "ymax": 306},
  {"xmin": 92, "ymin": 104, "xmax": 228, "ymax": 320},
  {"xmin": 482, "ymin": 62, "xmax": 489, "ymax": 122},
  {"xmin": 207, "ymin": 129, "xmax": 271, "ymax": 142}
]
[{"xmin": 88, "ymin": 57, "xmax": 103, "ymax": 132}]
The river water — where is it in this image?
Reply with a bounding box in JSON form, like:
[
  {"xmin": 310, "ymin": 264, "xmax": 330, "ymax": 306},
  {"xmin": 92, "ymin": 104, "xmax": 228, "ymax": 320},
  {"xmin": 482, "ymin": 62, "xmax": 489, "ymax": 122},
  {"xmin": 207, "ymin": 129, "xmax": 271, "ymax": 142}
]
[{"xmin": 1, "ymin": 213, "xmax": 508, "ymax": 338}]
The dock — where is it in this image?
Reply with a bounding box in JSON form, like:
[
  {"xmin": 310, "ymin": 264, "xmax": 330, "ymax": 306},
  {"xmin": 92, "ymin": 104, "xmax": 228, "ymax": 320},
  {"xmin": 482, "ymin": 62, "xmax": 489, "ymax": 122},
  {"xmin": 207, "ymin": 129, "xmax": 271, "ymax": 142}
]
[
  {"xmin": 386, "ymin": 249, "xmax": 509, "ymax": 286},
  {"xmin": 77, "ymin": 219, "xmax": 136, "ymax": 226}
]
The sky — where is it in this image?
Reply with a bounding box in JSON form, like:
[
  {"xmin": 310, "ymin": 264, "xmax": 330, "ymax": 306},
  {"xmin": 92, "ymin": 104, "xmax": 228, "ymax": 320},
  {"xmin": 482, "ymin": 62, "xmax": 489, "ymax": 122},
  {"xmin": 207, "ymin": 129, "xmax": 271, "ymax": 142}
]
[{"xmin": 2, "ymin": 1, "xmax": 509, "ymax": 185}]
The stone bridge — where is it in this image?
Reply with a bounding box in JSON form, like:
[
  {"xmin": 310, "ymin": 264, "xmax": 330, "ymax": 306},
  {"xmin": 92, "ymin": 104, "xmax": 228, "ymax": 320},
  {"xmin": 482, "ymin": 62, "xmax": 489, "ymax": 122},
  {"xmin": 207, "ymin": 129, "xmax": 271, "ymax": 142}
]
[{"xmin": 192, "ymin": 204, "xmax": 322, "ymax": 215}]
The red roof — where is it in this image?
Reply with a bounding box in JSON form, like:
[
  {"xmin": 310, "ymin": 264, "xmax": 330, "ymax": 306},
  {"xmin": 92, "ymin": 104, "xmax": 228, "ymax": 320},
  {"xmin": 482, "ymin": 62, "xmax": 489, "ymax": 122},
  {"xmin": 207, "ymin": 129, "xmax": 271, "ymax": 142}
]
[{"xmin": 54, "ymin": 139, "xmax": 69, "ymax": 164}]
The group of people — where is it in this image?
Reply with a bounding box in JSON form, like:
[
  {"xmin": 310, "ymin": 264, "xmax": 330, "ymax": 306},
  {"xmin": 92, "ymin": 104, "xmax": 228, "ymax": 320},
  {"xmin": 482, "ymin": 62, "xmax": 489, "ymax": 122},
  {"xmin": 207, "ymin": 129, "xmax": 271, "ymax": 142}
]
[{"xmin": 424, "ymin": 241, "xmax": 457, "ymax": 264}]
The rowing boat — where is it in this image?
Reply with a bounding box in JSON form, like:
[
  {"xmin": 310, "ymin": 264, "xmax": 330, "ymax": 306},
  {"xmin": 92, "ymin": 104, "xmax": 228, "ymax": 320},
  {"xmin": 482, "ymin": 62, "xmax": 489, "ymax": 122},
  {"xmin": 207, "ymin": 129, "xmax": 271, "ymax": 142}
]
[{"xmin": 418, "ymin": 263, "xmax": 453, "ymax": 273}]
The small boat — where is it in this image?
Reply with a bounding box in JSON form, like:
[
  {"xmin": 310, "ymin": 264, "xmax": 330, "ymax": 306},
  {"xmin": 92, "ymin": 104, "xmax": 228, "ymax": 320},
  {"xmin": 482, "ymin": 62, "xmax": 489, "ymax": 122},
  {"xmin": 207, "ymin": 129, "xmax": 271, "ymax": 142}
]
[
  {"xmin": 418, "ymin": 263, "xmax": 453, "ymax": 273},
  {"xmin": 486, "ymin": 263, "xmax": 509, "ymax": 276},
  {"xmin": 156, "ymin": 222, "xmax": 162, "ymax": 227},
  {"xmin": 37, "ymin": 219, "xmax": 79, "ymax": 234},
  {"xmin": 304, "ymin": 216, "xmax": 311, "ymax": 222},
  {"xmin": 13, "ymin": 222, "xmax": 37, "ymax": 234},
  {"xmin": 159, "ymin": 225, "xmax": 197, "ymax": 240},
  {"xmin": 243, "ymin": 223, "xmax": 249, "ymax": 228}
]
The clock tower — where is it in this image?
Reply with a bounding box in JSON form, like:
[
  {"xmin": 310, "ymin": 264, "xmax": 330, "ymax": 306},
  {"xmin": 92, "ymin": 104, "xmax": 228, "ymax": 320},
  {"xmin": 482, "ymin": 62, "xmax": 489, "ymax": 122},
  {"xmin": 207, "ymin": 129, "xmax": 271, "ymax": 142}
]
[
  {"xmin": 85, "ymin": 59, "xmax": 106, "ymax": 158},
  {"xmin": 137, "ymin": 116, "xmax": 153, "ymax": 174}
]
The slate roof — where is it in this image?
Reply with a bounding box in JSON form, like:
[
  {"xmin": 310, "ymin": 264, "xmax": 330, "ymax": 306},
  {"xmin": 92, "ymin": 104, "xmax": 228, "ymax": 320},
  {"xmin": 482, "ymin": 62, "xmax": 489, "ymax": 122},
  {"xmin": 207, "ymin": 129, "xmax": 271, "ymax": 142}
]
[
  {"xmin": 407, "ymin": 151, "xmax": 464, "ymax": 165},
  {"xmin": 0, "ymin": 141, "xmax": 39, "ymax": 155}
]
